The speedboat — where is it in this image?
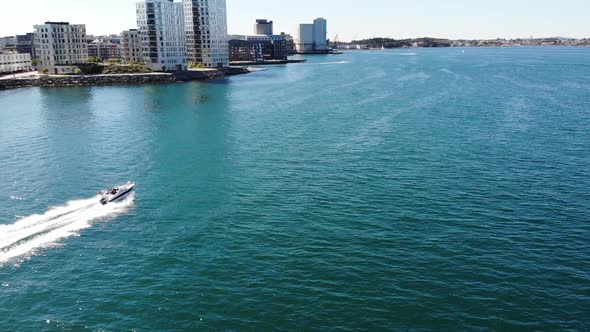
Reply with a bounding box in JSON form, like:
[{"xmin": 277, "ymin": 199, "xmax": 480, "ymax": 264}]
[{"xmin": 99, "ymin": 182, "xmax": 135, "ymax": 205}]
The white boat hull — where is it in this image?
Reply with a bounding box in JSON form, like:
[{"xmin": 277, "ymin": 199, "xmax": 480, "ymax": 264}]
[{"xmin": 100, "ymin": 182, "xmax": 135, "ymax": 205}]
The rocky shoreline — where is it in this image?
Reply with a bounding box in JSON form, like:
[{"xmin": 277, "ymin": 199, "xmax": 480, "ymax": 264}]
[{"xmin": 0, "ymin": 67, "xmax": 249, "ymax": 90}]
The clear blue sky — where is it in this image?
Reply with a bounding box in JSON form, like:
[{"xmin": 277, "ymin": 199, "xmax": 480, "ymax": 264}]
[{"xmin": 1, "ymin": 0, "xmax": 588, "ymax": 40}]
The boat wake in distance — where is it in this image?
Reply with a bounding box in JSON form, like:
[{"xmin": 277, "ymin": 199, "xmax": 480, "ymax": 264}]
[{"xmin": 0, "ymin": 193, "xmax": 135, "ymax": 266}]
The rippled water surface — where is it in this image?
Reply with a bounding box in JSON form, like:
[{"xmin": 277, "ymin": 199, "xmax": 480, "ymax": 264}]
[{"xmin": 1, "ymin": 48, "xmax": 589, "ymax": 330}]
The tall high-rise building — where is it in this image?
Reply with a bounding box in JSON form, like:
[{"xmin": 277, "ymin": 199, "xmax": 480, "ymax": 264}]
[
  {"xmin": 294, "ymin": 18, "xmax": 328, "ymax": 53},
  {"xmin": 294, "ymin": 24, "xmax": 314, "ymax": 52},
  {"xmin": 34, "ymin": 22, "xmax": 88, "ymax": 74},
  {"xmin": 313, "ymin": 18, "xmax": 327, "ymax": 51},
  {"xmin": 254, "ymin": 19, "xmax": 273, "ymax": 36},
  {"xmin": 137, "ymin": 0, "xmax": 187, "ymax": 71},
  {"xmin": 183, "ymin": 0, "xmax": 229, "ymax": 68}
]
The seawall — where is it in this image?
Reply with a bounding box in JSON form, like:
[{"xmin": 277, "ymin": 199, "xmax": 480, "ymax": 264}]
[
  {"xmin": 229, "ymin": 59, "xmax": 307, "ymax": 66},
  {"xmin": 0, "ymin": 68, "xmax": 250, "ymax": 90}
]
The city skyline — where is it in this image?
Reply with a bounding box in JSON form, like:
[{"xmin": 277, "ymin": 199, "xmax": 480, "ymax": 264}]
[{"xmin": 0, "ymin": 0, "xmax": 589, "ymax": 40}]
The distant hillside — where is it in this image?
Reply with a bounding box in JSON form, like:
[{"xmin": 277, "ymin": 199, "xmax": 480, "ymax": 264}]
[
  {"xmin": 350, "ymin": 37, "xmax": 452, "ymax": 48},
  {"xmin": 345, "ymin": 36, "xmax": 590, "ymax": 48}
]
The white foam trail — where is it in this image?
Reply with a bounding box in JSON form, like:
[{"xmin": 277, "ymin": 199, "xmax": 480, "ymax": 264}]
[
  {"xmin": 312, "ymin": 61, "xmax": 350, "ymax": 65},
  {"xmin": 374, "ymin": 52, "xmax": 416, "ymax": 56},
  {"xmin": 397, "ymin": 72, "xmax": 431, "ymax": 81},
  {"xmin": 0, "ymin": 194, "xmax": 135, "ymax": 265}
]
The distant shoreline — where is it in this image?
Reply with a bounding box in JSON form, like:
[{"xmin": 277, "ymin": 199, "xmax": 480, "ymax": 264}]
[
  {"xmin": 344, "ymin": 45, "xmax": 590, "ymax": 51},
  {"xmin": 341, "ymin": 37, "xmax": 590, "ymax": 49}
]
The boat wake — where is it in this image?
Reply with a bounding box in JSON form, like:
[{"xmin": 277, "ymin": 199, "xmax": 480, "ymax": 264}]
[
  {"xmin": 0, "ymin": 193, "xmax": 135, "ymax": 265},
  {"xmin": 312, "ymin": 61, "xmax": 350, "ymax": 65},
  {"xmin": 375, "ymin": 52, "xmax": 417, "ymax": 56}
]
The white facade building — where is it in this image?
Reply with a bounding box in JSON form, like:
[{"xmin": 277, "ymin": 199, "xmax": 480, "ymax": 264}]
[
  {"xmin": 295, "ymin": 24, "xmax": 314, "ymax": 53},
  {"xmin": 295, "ymin": 18, "xmax": 328, "ymax": 53},
  {"xmin": 122, "ymin": 29, "xmax": 142, "ymax": 63},
  {"xmin": 33, "ymin": 22, "xmax": 88, "ymax": 74},
  {"xmin": 183, "ymin": 0, "xmax": 229, "ymax": 68},
  {"xmin": 0, "ymin": 36, "xmax": 17, "ymax": 51},
  {"xmin": 137, "ymin": 0, "xmax": 187, "ymax": 71},
  {"xmin": 0, "ymin": 52, "xmax": 32, "ymax": 73}
]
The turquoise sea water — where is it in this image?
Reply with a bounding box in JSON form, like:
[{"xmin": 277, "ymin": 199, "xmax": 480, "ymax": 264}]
[{"xmin": 1, "ymin": 47, "xmax": 589, "ymax": 330}]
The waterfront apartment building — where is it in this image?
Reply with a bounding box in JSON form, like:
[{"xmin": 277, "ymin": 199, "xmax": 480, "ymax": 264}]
[
  {"xmin": 294, "ymin": 18, "xmax": 328, "ymax": 53},
  {"xmin": 229, "ymin": 34, "xmax": 287, "ymax": 63},
  {"xmin": 88, "ymin": 39, "xmax": 122, "ymax": 60},
  {"xmin": 34, "ymin": 22, "xmax": 88, "ymax": 74},
  {"xmin": 183, "ymin": 0, "xmax": 229, "ymax": 68},
  {"xmin": 0, "ymin": 52, "xmax": 33, "ymax": 73},
  {"xmin": 122, "ymin": 29, "xmax": 142, "ymax": 62},
  {"xmin": 137, "ymin": 0, "xmax": 187, "ymax": 71},
  {"xmin": 281, "ymin": 32, "xmax": 295, "ymax": 54},
  {"xmin": 16, "ymin": 33, "xmax": 36, "ymax": 58},
  {"xmin": 255, "ymin": 19, "xmax": 273, "ymax": 36},
  {"xmin": 0, "ymin": 36, "xmax": 16, "ymax": 51}
]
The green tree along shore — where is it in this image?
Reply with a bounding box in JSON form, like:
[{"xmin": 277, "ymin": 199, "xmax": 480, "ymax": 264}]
[
  {"xmin": 72, "ymin": 63, "xmax": 151, "ymax": 75},
  {"xmin": 62, "ymin": 57, "xmax": 152, "ymax": 74}
]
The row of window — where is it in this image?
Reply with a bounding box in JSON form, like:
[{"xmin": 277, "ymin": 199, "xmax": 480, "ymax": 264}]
[
  {"xmin": 0, "ymin": 55, "xmax": 30, "ymax": 60},
  {"xmin": 37, "ymin": 33, "xmax": 85, "ymax": 39},
  {"xmin": 37, "ymin": 49, "xmax": 85, "ymax": 55},
  {"xmin": 39, "ymin": 55, "xmax": 86, "ymax": 60},
  {"xmin": 36, "ymin": 40, "xmax": 86, "ymax": 46},
  {"xmin": 0, "ymin": 61, "xmax": 31, "ymax": 65},
  {"xmin": 158, "ymin": 59, "xmax": 187, "ymax": 64},
  {"xmin": 37, "ymin": 27, "xmax": 85, "ymax": 33}
]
